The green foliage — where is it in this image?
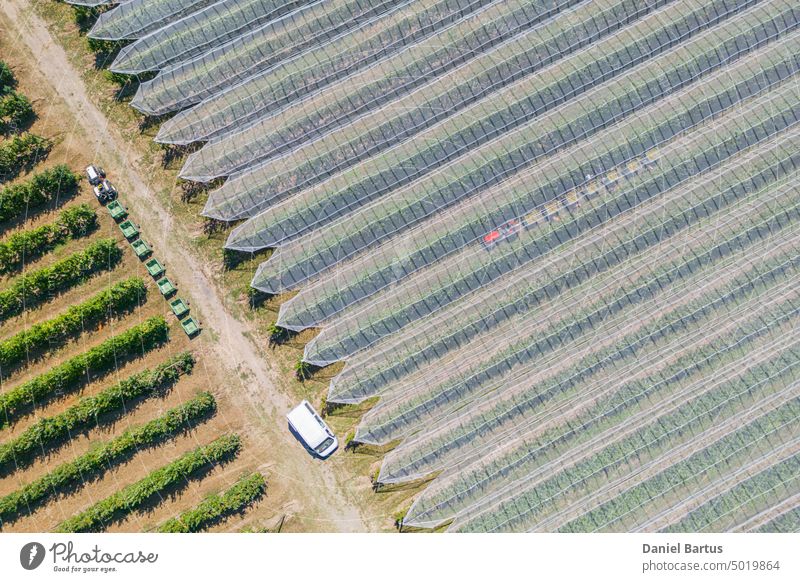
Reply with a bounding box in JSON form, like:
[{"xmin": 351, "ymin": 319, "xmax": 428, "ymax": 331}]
[
  {"xmin": 0, "ymin": 164, "xmax": 79, "ymax": 223},
  {"xmin": 0, "ymin": 238, "xmax": 122, "ymax": 321},
  {"xmin": 0, "ymin": 352, "xmax": 194, "ymax": 472},
  {"xmin": 87, "ymin": 38, "xmax": 124, "ymax": 58},
  {"xmin": 0, "ymin": 92, "xmax": 33, "ymax": 131},
  {"xmin": 0, "ymin": 133, "xmax": 51, "ymax": 181},
  {"xmin": 0, "ymin": 61, "xmax": 15, "ymax": 94},
  {"xmin": 0, "ymin": 204, "xmax": 96, "ymax": 274},
  {"xmin": 294, "ymin": 359, "xmax": 312, "ymax": 381},
  {"xmin": 56, "ymin": 433, "xmax": 242, "ymax": 533},
  {"xmin": 0, "ymin": 392, "xmax": 216, "ymax": 526},
  {"xmin": 71, "ymin": 5, "xmax": 107, "ymax": 32},
  {"xmin": 0, "ymin": 316, "xmax": 169, "ymax": 428},
  {"xmin": 0, "ymin": 276, "xmax": 145, "ymax": 370},
  {"xmin": 157, "ymin": 473, "xmax": 266, "ymax": 532}
]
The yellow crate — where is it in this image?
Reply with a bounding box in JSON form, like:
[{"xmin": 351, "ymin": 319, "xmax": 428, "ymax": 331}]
[
  {"xmin": 564, "ymin": 190, "xmax": 580, "ymax": 207},
  {"xmin": 584, "ymin": 180, "xmax": 601, "ymax": 196},
  {"xmin": 545, "ymin": 201, "xmax": 560, "ymax": 217},
  {"xmin": 626, "ymin": 160, "xmax": 641, "ymax": 174},
  {"xmin": 524, "ymin": 211, "xmax": 540, "ymax": 226}
]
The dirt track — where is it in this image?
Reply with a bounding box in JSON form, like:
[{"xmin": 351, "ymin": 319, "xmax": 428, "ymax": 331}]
[{"xmin": 0, "ymin": 0, "xmax": 371, "ymax": 532}]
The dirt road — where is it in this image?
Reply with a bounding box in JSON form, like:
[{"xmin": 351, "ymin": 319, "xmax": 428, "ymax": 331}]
[{"xmin": 1, "ymin": 0, "xmax": 371, "ymax": 532}]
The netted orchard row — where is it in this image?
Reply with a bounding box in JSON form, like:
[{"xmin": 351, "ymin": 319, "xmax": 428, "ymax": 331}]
[
  {"xmin": 222, "ymin": 1, "xmax": 793, "ymax": 247},
  {"xmin": 249, "ymin": 53, "xmax": 800, "ymax": 296},
  {"xmin": 756, "ymin": 506, "xmax": 800, "ymax": 532},
  {"xmin": 663, "ymin": 452, "xmax": 800, "ymax": 533},
  {"xmin": 131, "ymin": 0, "xmax": 411, "ymax": 110},
  {"xmin": 133, "ymin": 0, "xmax": 512, "ymax": 116},
  {"xmin": 203, "ymin": 0, "xmax": 788, "ymax": 222},
  {"xmin": 380, "ymin": 214, "xmax": 795, "ymax": 482},
  {"xmin": 297, "ymin": 76, "xmax": 800, "ymax": 365},
  {"xmin": 224, "ymin": 0, "xmax": 782, "ymax": 250},
  {"xmin": 108, "ymin": 0, "xmax": 315, "ymax": 72},
  {"xmin": 162, "ymin": 0, "xmax": 601, "ymax": 149},
  {"xmin": 402, "ymin": 262, "xmax": 800, "ymax": 526},
  {"xmin": 357, "ymin": 191, "xmax": 800, "ymax": 449},
  {"xmin": 88, "ymin": 0, "xmax": 224, "ymax": 40},
  {"xmin": 451, "ymin": 351, "xmax": 800, "ymax": 532},
  {"xmin": 325, "ymin": 112, "xmax": 800, "ymax": 404},
  {"xmin": 360, "ymin": 198, "xmax": 800, "ymax": 453},
  {"xmin": 182, "ymin": 0, "xmax": 678, "ymax": 180},
  {"xmin": 325, "ymin": 137, "xmax": 800, "ymax": 403},
  {"xmin": 558, "ymin": 400, "xmax": 800, "ymax": 532}
]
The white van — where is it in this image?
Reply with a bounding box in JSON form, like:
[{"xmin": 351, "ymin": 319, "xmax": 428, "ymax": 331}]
[{"xmin": 287, "ymin": 400, "xmax": 338, "ymax": 458}]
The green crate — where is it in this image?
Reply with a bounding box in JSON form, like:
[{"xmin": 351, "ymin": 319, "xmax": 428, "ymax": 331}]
[
  {"xmin": 156, "ymin": 277, "xmax": 177, "ymax": 297},
  {"xmin": 144, "ymin": 257, "xmax": 165, "ymax": 278},
  {"xmin": 106, "ymin": 200, "xmax": 127, "ymax": 221},
  {"xmin": 180, "ymin": 317, "xmax": 200, "ymax": 337},
  {"xmin": 119, "ymin": 220, "xmax": 139, "ymax": 240},
  {"xmin": 169, "ymin": 297, "xmax": 189, "ymax": 318},
  {"xmin": 130, "ymin": 239, "xmax": 152, "ymax": 259}
]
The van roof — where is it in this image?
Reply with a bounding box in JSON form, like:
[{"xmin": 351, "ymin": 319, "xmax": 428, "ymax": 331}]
[{"xmin": 287, "ymin": 401, "xmax": 328, "ymax": 447}]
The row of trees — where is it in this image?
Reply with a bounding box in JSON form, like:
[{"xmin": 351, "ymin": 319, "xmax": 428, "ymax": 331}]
[
  {"xmin": 0, "ymin": 276, "xmax": 145, "ymax": 370},
  {"xmin": 0, "ymin": 352, "xmax": 195, "ymax": 473},
  {"xmin": 0, "ymin": 391, "xmax": 215, "ymax": 525},
  {"xmin": 0, "ymin": 133, "xmax": 50, "ymax": 182},
  {"xmin": 157, "ymin": 472, "xmax": 266, "ymax": 532},
  {"xmin": 56, "ymin": 434, "xmax": 242, "ymax": 533},
  {"xmin": 0, "ymin": 203, "xmax": 96, "ymax": 274},
  {"xmin": 0, "ymin": 315, "xmax": 169, "ymax": 428},
  {"xmin": 0, "ymin": 61, "xmax": 14, "ymax": 94},
  {"xmin": 0, "ymin": 164, "xmax": 79, "ymax": 223},
  {"xmin": 0, "ymin": 237, "xmax": 122, "ymax": 321},
  {"xmin": 0, "ymin": 59, "xmax": 32, "ymax": 133},
  {"xmin": 0, "ymin": 92, "xmax": 33, "ymax": 133}
]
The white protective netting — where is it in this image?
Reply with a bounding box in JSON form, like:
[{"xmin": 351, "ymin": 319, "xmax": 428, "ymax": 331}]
[
  {"xmin": 326, "ymin": 124, "xmax": 800, "ymax": 438},
  {"xmin": 164, "ymin": 0, "xmax": 582, "ymax": 148},
  {"xmin": 131, "ymin": 0, "xmax": 404, "ymax": 114},
  {"xmin": 274, "ymin": 9, "xmax": 799, "ymax": 330},
  {"xmin": 171, "ymin": 0, "xmax": 563, "ymax": 171},
  {"xmin": 203, "ymin": 0, "xmax": 754, "ymax": 222},
  {"xmin": 392, "ymin": 232, "xmax": 800, "ymax": 482},
  {"xmin": 450, "ymin": 359, "xmax": 800, "ymax": 532},
  {"xmin": 248, "ymin": 48, "xmax": 800, "ymax": 301},
  {"xmin": 237, "ymin": 2, "xmax": 795, "ymax": 274},
  {"xmin": 88, "ymin": 0, "xmax": 218, "ymax": 40},
  {"xmin": 328, "ymin": 128, "xmax": 800, "ymax": 407},
  {"xmin": 109, "ymin": 0, "xmax": 315, "ymax": 73},
  {"xmin": 402, "ymin": 247, "xmax": 800, "ymax": 527},
  {"xmin": 66, "ymin": 0, "xmax": 133, "ymax": 7},
  {"xmin": 350, "ymin": 141, "xmax": 800, "ymax": 450},
  {"xmin": 299, "ymin": 74, "xmax": 800, "ymax": 368}
]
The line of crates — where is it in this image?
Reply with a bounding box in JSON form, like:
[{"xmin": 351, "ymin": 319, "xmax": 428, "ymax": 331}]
[
  {"xmin": 482, "ymin": 149, "xmax": 659, "ymax": 250},
  {"xmin": 87, "ymin": 164, "xmax": 200, "ymax": 338}
]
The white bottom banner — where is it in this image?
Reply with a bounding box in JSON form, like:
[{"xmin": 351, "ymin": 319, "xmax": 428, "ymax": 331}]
[{"xmin": 0, "ymin": 533, "xmax": 797, "ymax": 581}]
